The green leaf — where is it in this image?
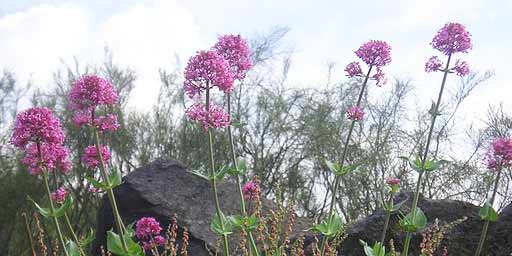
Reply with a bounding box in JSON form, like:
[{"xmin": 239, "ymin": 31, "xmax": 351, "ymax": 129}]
[
  {"xmin": 424, "ymin": 159, "xmax": 449, "ymax": 172},
  {"xmin": 107, "ymin": 231, "xmax": 125, "ymax": 255},
  {"xmin": 210, "ymin": 212, "xmax": 234, "ymax": 236},
  {"xmin": 85, "ymin": 176, "xmax": 109, "ymax": 190},
  {"xmin": 109, "ymin": 168, "xmax": 123, "ymax": 188},
  {"xmin": 107, "ymin": 230, "xmax": 143, "ymax": 256},
  {"xmin": 227, "ymin": 215, "xmax": 245, "ymax": 230},
  {"xmin": 399, "ymin": 207, "xmax": 427, "ymax": 232},
  {"xmin": 53, "ymin": 196, "xmax": 73, "ymax": 218},
  {"xmin": 399, "ymin": 155, "xmax": 424, "ymax": 173},
  {"xmin": 479, "ymin": 201, "xmax": 499, "ymax": 222},
  {"xmin": 428, "ymin": 100, "xmax": 441, "ymax": 116},
  {"xmin": 390, "ymin": 200, "xmax": 407, "ymax": 213},
  {"xmin": 80, "ymin": 228, "xmax": 95, "ymax": 247},
  {"xmin": 309, "ymin": 212, "xmax": 343, "ymax": 238},
  {"xmin": 246, "ymin": 214, "xmax": 259, "ymax": 232},
  {"xmin": 360, "ymin": 240, "xmax": 386, "ymax": 256},
  {"xmin": 325, "ymin": 160, "xmax": 340, "ymax": 174},
  {"xmin": 65, "ymin": 240, "xmax": 81, "ymax": 256},
  {"xmin": 28, "ymin": 197, "xmax": 51, "ymax": 218}
]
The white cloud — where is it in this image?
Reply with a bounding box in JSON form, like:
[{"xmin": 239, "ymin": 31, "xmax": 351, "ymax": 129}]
[{"xmin": 0, "ymin": 0, "xmax": 203, "ymax": 111}]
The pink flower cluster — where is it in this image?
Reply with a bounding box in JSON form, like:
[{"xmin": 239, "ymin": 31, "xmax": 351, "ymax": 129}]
[
  {"xmin": 355, "ymin": 40, "xmax": 392, "ymax": 68},
  {"xmin": 72, "ymin": 112, "xmax": 119, "ymax": 132},
  {"xmin": 345, "ymin": 62, "xmax": 363, "ymax": 77},
  {"xmin": 425, "ymin": 56, "xmax": 443, "ymax": 73},
  {"xmin": 82, "ymin": 145, "xmax": 111, "ymax": 169},
  {"xmin": 10, "ymin": 107, "xmax": 65, "ymax": 148},
  {"xmin": 385, "ymin": 177, "xmax": 401, "ymax": 186},
  {"xmin": 426, "ymin": 23, "xmax": 472, "ymax": 76},
  {"xmin": 346, "ymin": 40, "xmax": 391, "ymax": 86},
  {"xmin": 453, "ymin": 60, "xmax": 470, "ymax": 77},
  {"xmin": 21, "ymin": 143, "xmax": 72, "ymax": 175},
  {"xmin": 135, "ymin": 217, "xmax": 166, "ymax": 250},
  {"xmin": 184, "ymin": 50, "xmax": 235, "ymax": 98},
  {"xmin": 136, "ymin": 217, "xmax": 162, "ymax": 239},
  {"xmin": 69, "ymin": 75, "xmax": 120, "ymax": 132},
  {"xmin": 51, "ymin": 187, "xmax": 69, "ymax": 203},
  {"xmin": 485, "ymin": 137, "xmax": 512, "ymax": 170},
  {"xmin": 431, "ymin": 22, "xmax": 472, "ymax": 55},
  {"xmin": 242, "ymin": 181, "xmax": 260, "ymax": 200},
  {"xmin": 213, "ymin": 34, "xmax": 253, "ymax": 80},
  {"xmin": 68, "ymin": 75, "xmax": 118, "ymax": 111},
  {"xmin": 11, "ymin": 107, "xmax": 71, "ymax": 175},
  {"xmin": 346, "ymin": 106, "xmax": 365, "ymax": 121},
  {"xmin": 185, "ymin": 103, "xmax": 230, "ymax": 130}
]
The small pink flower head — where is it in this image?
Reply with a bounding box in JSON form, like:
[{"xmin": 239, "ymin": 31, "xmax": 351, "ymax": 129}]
[
  {"xmin": 82, "ymin": 145, "xmax": 111, "ymax": 169},
  {"xmin": 93, "ymin": 114, "xmax": 119, "ymax": 132},
  {"xmin": 372, "ymin": 68, "xmax": 387, "ymax": 86},
  {"xmin": 51, "ymin": 187, "xmax": 69, "ymax": 203},
  {"xmin": 68, "ymin": 75, "xmax": 118, "ymax": 111},
  {"xmin": 385, "ymin": 177, "xmax": 401, "ymax": 186},
  {"xmin": 213, "ymin": 34, "xmax": 253, "ymax": 80},
  {"xmin": 21, "ymin": 143, "xmax": 72, "ymax": 175},
  {"xmin": 346, "ymin": 106, "xmax": 365, "ymax": 121},
  {"xmin": 431, "ymin": 22, "xmax": 472, "ymax": 55},
  {"xmin": 10, "ymin": 107, "xmax": 65, "ymax": 148},
  {"xmin": 142, "ymin": 235, "xmax": 166, "ymax": 250},
  {"xmin": 242, "ymin": 181, "xmax": 260, "ymax": 200},
  {"xmin": 135, "ymin": 217, "xmax": 162, "ymax": 240},
  {"xmin": 355, "ymin": 40, "xmax": 392, "ymax": 68},
  {"xmin": 183, "ymin": 50, "xmax": 235, "ymax": 98},
  {"xmin": 185, "ymin": 103, "xmax": 230, "ymax": 130},
  {"xmin": 453, "ymin": 60, "xmax": 470, "ymax": 76},
  {"xmin": 345, "ymin": 62, "xmax": 363, "ymax": 77},
  {"xmin": 485, "ymin": 137, "xmax": 512, "ymax": 170},
  {"xmin": 425, "ymin": 56, "xmax": 443, "ymax": 73},
  {"xmin": 72, "ymin": 108, "xmax": 119, "ymax": 132}
]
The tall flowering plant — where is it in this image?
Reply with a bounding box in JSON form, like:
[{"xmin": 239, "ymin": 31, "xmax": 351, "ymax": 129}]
[
  {"xmin": 400, "ymin": 22, "xmax": 472, "ymax": 256},
  {"xmin": 11, "ymin": 107, "xmax": 76, "ymax": 256},
  {"xmin": 184, "ymin": 49, "xmax": 234, "ymax": 256},
  {"xmin": 317, "ymin": 40, "xmax": 392, "ymax": 253},
  {"xmin": 474, "ymin": 138, "xmax": 512, "ymax": 256},
  {"xmin": 212, "ymin": 34, "xmax": 261, "ymax": 256},
  {"xmin": 68, "ymin": 75, "xmax": 143, "ymax": 255}
]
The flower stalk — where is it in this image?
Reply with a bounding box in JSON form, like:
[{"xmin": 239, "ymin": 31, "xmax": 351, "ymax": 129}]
[
  {"xmin": 93, "ymin": 127, "xmax": 129, "ymax": 252},
  {"xmin": 321, "ymin": 65, "xmax": 373, "ymax": 253},
  {"xmin": 226, "ymin": 93, "xmax": 260, "ymax": 256},
  {"xmin": 475, "ymin": 167, "xmax": 502, "ymax": 256},
  {"xmin": 37, "ymin": 141, "xmax": 69, "ymax": 256},
  {"xmin": 402, "ymin": 53, "xmax": 452, "ymax": 256},
  {"xmin": 206, "ymin": 88, "xmax": 230, "ymax": 256}
]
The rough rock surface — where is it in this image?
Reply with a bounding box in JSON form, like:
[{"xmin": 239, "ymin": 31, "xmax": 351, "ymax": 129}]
[
  {"xmin": 332, "ymin": 192, "xmax": 512, "ymax": 256},
  {"xmin": 91, "ymin": 158, "xmax": 309, "ymax": 255}
]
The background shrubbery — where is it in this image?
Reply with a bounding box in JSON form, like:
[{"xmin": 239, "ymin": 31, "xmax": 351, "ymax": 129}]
[{"xmin": 0, "ymin": 28, "xmax": 510, "ymax": 255}]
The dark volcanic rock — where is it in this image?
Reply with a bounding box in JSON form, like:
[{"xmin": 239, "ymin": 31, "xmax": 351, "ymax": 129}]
[
  {"xmin": 92, "ymin": 158, "xmax": 308, "ymax": 255},
  {"xmin": 334, "ymin": 192, "xmax": 512, "ymax": 256}
]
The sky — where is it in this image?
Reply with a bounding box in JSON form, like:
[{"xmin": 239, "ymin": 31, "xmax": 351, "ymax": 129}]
[{"xmin": 0, "ymin": 0, "xmax": 510, "ymax": 130}]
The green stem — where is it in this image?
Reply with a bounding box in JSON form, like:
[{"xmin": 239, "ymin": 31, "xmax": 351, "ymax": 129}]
[
  {"xmin": 22, "ymin": 212, "xmax": 37, "ymax": 256},
  {"xmin": 206, "ymin": 88, "xmax": 230, "ymax": 256},
  {"xmin": 36, "ymin": 141, "xmax": 69, "ymax": 256},
  {"xmin": 93, "ymin": 128, "xmax": 129, "ymax": 252},
  {"xmin": 380, "ymin": 193, "xmax": 394, "ymax": 245},
  {"xmin": 227, "ymin": 93, "xmax": 260, "ymax": 256},
  {"xmin": 64, "ymin": 212, "xmax": 86, "ymax": 256},
  {"xmin": 402, "ymin": 53, "xmax": 452, "ymax": 256},
  {"xmin": 43, "ymin": 172, "xmax": 70, "ymax": 256},
  {"xmin": 321, "ymin": 65, "xmax": 373, "ymax": 254},
  {"xmin": 475, "ymin": 168, "xmax": 502, "ymax": 256}
]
